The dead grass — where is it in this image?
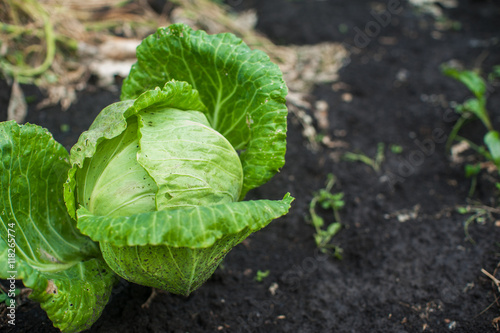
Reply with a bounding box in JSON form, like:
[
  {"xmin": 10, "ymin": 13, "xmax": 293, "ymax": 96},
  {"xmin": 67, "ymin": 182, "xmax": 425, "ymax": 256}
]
[{"xmin": 0, "ymin": 0, "xmax": 349, "ymax": 130}]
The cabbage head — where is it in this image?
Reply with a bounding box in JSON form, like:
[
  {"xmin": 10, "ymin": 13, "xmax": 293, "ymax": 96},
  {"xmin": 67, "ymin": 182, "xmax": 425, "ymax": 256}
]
[{"xmin": 0, "ymin": 23, "xmax": 292, "ymax": 332}]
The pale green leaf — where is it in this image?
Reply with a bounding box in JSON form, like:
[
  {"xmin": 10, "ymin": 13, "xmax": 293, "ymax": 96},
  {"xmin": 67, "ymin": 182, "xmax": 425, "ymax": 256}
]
[
  {"xmin": 77, "ymin": 193, "xmax": 293, "ymax": 248},
  {"xmin": 442, "ymin": 66, "xmax": 486, "ymax": 99},
  {"xmin": 484, "ymin": 130, "xmax": 500, "ymax": 166},
  {"xmin": 137, "ymin": 109, "xmax": 243, "ymax": 210},
  {"xmin": 99, "ymin": 230, "xmax": 250, "ymax": 296},
  {"xmin": 64, "ymin": 81, "xmax": 207, "ymax": 218},
  {"xmin": 78, "ymin": 194, "xmax": 292, "ymax": 296}
]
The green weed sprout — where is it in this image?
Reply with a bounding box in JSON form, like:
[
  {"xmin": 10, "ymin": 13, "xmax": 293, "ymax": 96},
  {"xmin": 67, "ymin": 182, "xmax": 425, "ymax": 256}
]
[
  {"xmin": 254, "ymin": 270, "xmax": 270, "ymax": 282},
  {"xmin": 309, "ymin": 174, "xmax": 344, "ymax": 259},
  {"xmin": 442, "ymin": 65, "xmax": 500, "ymax": 170},
  {"xmin": 343, "ymin": 142, "xmax": 385, "ymax": 172}
]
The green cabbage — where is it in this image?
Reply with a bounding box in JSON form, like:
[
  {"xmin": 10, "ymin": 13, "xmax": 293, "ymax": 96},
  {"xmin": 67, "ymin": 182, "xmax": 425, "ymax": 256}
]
[{"xmin": 0, "ymin": 23, "xmax": 292, "ymax": 332}]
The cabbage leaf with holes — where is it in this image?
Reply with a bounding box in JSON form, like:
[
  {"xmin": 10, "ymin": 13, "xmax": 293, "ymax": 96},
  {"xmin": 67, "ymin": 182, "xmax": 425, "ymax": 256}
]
[
  {"xmin": 0, "ymin": 121, "xmax": 117, "ymax": 333},
  {"xmin": 0, "ymin": 23, "xmax": 292, "ymax": 332}
]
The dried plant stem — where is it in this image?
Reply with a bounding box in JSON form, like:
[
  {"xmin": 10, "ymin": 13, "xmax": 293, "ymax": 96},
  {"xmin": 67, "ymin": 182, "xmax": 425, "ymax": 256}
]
[{"xmin": 1, "ymin": 0, "xmax": 56, "ymax": 78}]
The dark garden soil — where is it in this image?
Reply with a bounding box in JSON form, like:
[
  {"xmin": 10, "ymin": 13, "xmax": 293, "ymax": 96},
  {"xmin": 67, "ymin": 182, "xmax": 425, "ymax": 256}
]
[{"xmin": 2, "ymin": 0, "xmax": 500, "ymax": 332}]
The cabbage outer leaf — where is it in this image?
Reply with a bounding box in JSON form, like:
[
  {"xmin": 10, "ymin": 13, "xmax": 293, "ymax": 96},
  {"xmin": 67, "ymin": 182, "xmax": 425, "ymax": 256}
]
[
  {"xmin": 77, "ymin": 194, "xmax": 293, "ymax": 295},
  {"xmin": 0, "ymin": 121, "xmax": 99, "ymax": 270},
  {"xmin": 0, "ymin": 121, "xmax": 116, "ymax": 332},
  {"xmin": 7, "ymin": 249, "xmax": 116, "ymax": 333},
  {"xmin": 121, "ymin": 23, "xmax": 288, "ymax": 199},
  {"xmin": 77, "ymin": 193, "xmax": 293, "ymax": 248}
]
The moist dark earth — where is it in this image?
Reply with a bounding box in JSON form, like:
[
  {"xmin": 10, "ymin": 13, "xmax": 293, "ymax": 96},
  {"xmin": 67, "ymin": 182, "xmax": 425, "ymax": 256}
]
[{"xmin": 2, "ymin": 0, "xmax": 500, "ymax": 332}]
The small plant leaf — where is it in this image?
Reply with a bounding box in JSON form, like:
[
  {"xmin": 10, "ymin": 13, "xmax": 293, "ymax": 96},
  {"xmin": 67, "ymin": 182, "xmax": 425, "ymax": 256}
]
[
  {"xmin": 311, "ymin": 214, "xmax": 325, "ymax": 228},
  {"xmin": 390, "ymin": 144, "xmax": 403, "ymax": 154},
  {"xmin": 489, "ymin": 65, "xmax": 500, "ymax": 81},
  {"xmin": 459, "ymin": 98, "xmax": 491, "ymax": 130},
  {"xmin": 484, "ymin": 130, "xmax": 500, "ymax": 167},
  {"xmin": 254, "ymin": 270, "xmax": 270, "ymax": 282},
  {"xmin": 326, "ymin": 222, "xmax": 342, "ymax": 237},
  {"xmin": 464, "ymin": 163, "xmax": 481, "ymax": 178},
  {"xmin": 442, "ymin": 66, "xmax": 486, "ymax": 99}
]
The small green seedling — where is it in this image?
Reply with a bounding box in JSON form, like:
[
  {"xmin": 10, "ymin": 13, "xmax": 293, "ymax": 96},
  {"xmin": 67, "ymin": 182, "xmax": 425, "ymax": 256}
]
[
  {"xmin": 464, "ymin": 163, "xmax": 481, "ymax": 198},
  {"xmin": 456, "ymin": 205, "xmax": 496, "ymax": 244},
  {"xmin": 343, "ymin": 142, "xmax": 385, "ymax": 172},
  {"xmin": 442, "ymin": 65, "xmax": 500, "ymax": 172},
  {"xmin": 309, "ymin": 174, "xmax": 344, "ymax": 259},
  {"xmin": 60, "ymin": 123, "xmax": 70, "ymax": 133},
  {"xmin": 488, "ymin": 65, "xmax": 500, "ymax": 82},
  {"xmin": 254, "ymin": 270, "xmax": 270, "ymax": 283},
  {"xmin": 390, "ymin": 144, "xmax": 403, "ymax": 154}
]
